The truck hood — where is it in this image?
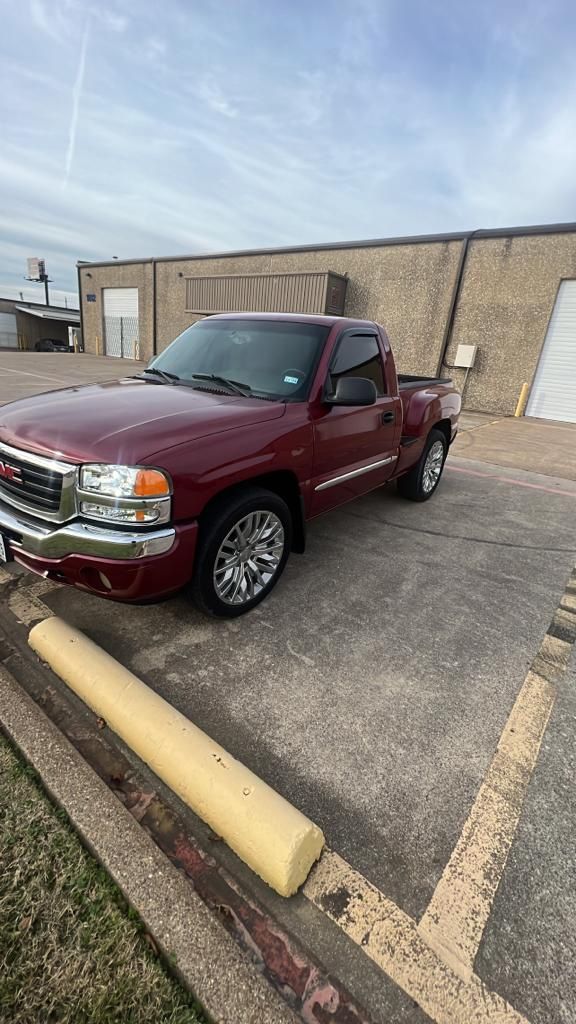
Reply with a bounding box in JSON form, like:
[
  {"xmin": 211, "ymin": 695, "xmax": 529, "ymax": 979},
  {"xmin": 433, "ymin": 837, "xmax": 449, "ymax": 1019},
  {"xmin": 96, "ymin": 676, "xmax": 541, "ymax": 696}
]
[{"xmin": 0, "ymin": 378, "xmax": 286, "ymax": 464}]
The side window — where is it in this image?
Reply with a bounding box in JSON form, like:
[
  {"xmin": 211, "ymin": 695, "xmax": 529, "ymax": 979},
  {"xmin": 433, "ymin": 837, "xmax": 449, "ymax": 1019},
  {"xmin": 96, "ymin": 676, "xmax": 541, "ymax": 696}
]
[{"xmin": 329, "ymin": 333, "xmax": 386, "ymax": 395}]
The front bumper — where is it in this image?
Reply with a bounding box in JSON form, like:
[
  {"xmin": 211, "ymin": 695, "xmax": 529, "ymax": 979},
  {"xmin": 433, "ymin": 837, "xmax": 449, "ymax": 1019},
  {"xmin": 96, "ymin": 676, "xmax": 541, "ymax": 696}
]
[
  {"xmin": 0, "ymin": 498, "xmax": 198, "ymax": 602},
  {"xmin": 0, "ymin": 499, "xmax": 175, "ymax": 560}
]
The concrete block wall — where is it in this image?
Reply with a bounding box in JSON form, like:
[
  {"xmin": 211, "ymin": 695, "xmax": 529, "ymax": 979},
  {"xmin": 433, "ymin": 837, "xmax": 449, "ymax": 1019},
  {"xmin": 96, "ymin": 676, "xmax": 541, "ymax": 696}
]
[
  {"xmin": 445, "ymin": 233, "xmax": 576, "ymax": 415},
  {"xmin": 154, "ymin": 240, "xmax": 462, "ymax": 376},
  {"xmin": 80, "ymin": 262, "xmax": 153, "ymax": 360},
  {"xmin": 79, "ymin": 226, "xmax": 576, "ymax": 415}
]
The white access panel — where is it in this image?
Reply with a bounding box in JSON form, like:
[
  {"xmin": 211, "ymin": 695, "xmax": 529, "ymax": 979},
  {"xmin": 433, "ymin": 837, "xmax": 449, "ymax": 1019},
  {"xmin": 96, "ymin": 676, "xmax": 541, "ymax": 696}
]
[
  {"xmin": 0, "ymin": 312, "xmax": 17, "ymax": 348},
  {"xmin": 454, "ymin": 344, "xmax": 478, "ymax": 368},
  {"xmin": 526, "ymin": 280, "xmax": 576, "ymax": 423}
]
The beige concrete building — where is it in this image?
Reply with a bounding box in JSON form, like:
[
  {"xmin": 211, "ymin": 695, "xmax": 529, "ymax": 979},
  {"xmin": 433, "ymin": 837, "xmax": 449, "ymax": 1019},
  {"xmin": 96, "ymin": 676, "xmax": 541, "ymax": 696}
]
[{"xmin": 78, "ymin": 222, "xmax": 576, "ymax": 422}]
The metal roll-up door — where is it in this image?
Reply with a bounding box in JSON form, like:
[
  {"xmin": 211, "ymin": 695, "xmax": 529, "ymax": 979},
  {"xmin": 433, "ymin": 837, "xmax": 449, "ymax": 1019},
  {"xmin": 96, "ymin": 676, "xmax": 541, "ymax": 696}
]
[
  {"xmin": 526, "ymin": 280, "xmax": 576, "ymax": 423},
  {"xmin": 103, "ymin": 288, "xmax": 139, "ymax": 358},
  {"xmin": 0, "ymin": 312, "xmax": 18, "ymax": 349}
]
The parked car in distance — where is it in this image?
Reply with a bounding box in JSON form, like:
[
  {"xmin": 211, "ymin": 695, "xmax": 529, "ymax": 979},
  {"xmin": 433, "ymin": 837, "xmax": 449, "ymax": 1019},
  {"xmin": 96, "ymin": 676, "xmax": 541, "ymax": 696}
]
[
  {"xmin": 0, "ymin": 313, "xmax": 461, "ymax": 616},
  {"xmin": 34, "ymin": 337, "xmax": 70, "ymax": 352},
  {"xmin": 34, "ymin": 338, "xmax": 70, "ymax": 352}
]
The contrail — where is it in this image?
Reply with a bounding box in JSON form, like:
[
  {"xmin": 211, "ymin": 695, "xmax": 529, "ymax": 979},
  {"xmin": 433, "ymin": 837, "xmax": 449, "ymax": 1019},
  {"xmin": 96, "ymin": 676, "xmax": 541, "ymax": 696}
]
[{"xmin": 63, "ymin": 17, "xmax": 90, "ymax": 188}]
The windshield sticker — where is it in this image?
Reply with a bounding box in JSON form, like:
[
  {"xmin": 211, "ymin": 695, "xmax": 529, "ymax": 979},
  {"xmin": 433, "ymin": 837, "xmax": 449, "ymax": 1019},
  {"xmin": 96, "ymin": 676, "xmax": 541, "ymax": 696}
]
[{"xmin": 283, "ymin": 375, "xmax": 299, "ymax": 385}]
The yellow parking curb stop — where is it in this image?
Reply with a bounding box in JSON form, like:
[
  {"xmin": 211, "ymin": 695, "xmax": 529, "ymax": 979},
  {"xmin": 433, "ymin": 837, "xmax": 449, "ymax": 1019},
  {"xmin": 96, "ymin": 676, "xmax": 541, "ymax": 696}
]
[{"xmin": 29, "ymin": 617, "xmax": 324, "ymax": 896}]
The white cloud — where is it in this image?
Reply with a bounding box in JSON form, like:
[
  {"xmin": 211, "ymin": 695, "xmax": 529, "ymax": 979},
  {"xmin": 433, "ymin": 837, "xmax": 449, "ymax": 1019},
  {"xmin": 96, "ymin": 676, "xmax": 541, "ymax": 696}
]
[
  {"xmin": 143, "ymin": 36, "xmax": 167, "ymax": 60},
  {"xmin": 196, "ymin": 76, "xmax": 238, "ymax": 118},
  {"xmin": 4, "ymin": 0, "xmax": 576, "ymax": 299},
  {"xmin": 99, "ymin": 9, "xmax": 129, "ymax": 33},
  {"xmin": 29, "ymin": 0, "xmax": 60, "ymax": 40}
]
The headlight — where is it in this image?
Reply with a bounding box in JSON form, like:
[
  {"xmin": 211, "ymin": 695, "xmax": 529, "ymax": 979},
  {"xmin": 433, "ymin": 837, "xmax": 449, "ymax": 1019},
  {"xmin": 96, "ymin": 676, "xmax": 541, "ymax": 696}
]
[
  {"xmin": 78, "ymin": 464, "xmax": 171, "ymax": 526},
  {"xmin": 80, "ymin": 465, "xmax": 171, "ymax": 498}
]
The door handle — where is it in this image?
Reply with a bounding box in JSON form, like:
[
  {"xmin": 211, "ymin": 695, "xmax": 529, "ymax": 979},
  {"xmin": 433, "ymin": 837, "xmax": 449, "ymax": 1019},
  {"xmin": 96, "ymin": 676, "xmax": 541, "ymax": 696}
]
[{"xmin": 381, "ymin": 411, "xmax": 395, "ymax": 424}]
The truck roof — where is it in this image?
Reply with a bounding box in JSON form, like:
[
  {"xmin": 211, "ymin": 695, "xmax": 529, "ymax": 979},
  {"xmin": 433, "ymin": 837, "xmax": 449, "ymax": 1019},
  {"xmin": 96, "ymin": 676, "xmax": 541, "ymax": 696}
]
[{"xmin": 209, "ymin": 312, "xmax": 377, "ymax": 329}]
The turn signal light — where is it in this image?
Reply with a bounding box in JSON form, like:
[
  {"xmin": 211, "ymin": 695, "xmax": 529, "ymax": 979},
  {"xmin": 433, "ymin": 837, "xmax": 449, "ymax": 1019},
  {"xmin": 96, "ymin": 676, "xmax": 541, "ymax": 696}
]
[{"xmin": 134, "ymin": 469, "xmax": 171, "ymax": 497}]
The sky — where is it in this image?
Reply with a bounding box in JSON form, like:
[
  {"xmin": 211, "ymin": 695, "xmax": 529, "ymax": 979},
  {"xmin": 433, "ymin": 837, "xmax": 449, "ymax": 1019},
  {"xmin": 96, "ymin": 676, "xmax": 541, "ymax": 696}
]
[{"xmin": 1, "ymin": 0, "xmax": 576, "ymax": 305}]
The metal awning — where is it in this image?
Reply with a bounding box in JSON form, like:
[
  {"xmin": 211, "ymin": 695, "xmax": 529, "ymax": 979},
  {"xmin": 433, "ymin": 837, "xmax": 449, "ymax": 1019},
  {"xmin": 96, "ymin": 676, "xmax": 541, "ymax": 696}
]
[{"xmin": 15, "ymin": 306, "xmax": 80, "ymax": 324}]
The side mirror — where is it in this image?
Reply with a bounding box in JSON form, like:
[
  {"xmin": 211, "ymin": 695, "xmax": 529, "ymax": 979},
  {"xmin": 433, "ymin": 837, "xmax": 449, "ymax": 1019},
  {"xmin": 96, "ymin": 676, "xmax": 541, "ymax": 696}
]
[{"xmin": 325, "ymin": 376, "xmax": 377, "ymax": 406}]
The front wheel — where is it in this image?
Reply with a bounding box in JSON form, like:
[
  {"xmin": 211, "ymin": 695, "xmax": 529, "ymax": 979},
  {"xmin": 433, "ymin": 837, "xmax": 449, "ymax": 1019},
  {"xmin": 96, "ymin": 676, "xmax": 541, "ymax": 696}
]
[
  {"xmin": 397, "ymin": 429, "xmax": 448, "ymax": 502},
  {"xmin": 191, "ymin": 487, "xmax": 292, "ymax": 617}
]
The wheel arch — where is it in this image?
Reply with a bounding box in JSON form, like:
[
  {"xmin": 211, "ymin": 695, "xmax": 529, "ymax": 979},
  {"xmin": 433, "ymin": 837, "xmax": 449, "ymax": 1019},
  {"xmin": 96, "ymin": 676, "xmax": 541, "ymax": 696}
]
[
  {"xmin": 198, "ymin": 471, "xmax": 306, "ymax": 553},
  {"xmin": 433, "ymin": 418, "xmax": 452, "ymax": 449}
]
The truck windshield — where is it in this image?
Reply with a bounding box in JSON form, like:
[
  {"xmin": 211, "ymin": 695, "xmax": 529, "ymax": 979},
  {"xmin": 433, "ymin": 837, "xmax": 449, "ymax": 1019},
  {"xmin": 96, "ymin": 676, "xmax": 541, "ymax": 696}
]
[{"xmin": 148, "ymin": 319, "xmax": 330, "ymax": 400}]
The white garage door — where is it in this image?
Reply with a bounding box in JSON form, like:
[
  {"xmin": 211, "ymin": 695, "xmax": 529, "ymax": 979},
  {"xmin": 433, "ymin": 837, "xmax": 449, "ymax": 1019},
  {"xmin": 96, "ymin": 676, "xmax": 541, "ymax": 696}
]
[
  {"xmin": 0, "ymin": 312, "xmax": 18, "ymax": 349},
  {"xmin": 103, "ymin": 288, "xmax": 139, "ymax": 358},
  {"xmin": 526, "ymin": 280, "xmax": 576, "ymax": 423}
]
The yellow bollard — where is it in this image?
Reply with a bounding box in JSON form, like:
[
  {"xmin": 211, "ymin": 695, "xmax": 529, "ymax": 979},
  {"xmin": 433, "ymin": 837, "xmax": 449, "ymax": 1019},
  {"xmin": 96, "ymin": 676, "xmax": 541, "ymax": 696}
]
[{"xmin": 514, "ymin": 382, "xmax": 530, "ymax": 417}]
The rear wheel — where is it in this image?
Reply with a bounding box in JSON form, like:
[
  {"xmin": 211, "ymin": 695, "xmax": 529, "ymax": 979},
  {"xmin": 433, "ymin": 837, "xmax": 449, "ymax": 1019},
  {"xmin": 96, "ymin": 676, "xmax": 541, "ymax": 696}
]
[
  {"xmin": 191, "ymin": 487, "xmax": 292, "ymax": 617},
  {"xmin": 397, "ymin": 429, "xmax": 447, "ymax": 501}
]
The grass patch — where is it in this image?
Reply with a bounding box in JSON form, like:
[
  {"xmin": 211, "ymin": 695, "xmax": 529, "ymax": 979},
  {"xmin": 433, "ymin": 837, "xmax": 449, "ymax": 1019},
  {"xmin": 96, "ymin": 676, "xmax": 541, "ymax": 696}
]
[{"xmin": 0, "ymin": 734, "xmax": 206, "ymax": 1024}]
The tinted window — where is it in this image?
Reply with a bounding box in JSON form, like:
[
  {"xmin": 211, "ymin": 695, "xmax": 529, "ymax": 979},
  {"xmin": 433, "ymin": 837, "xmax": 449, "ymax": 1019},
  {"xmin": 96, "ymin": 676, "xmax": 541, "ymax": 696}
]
[
  {"xmin": 329, "ymin": 333, "xmax": 385, "ymax": 395},
  {"xmin": 151, "ymin": 319, "xmax": 330, "ymax": 400}
]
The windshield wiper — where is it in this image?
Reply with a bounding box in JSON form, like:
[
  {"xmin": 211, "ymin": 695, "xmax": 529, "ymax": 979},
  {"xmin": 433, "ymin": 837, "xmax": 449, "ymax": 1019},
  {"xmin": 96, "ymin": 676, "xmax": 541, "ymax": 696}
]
[
  {"xmin": 139, "ymin": 367, "xmax": 180, "ymax": 384},
  {"xmin": 188, "ymin": 373, "xmax": 252, "ymax": 396}
]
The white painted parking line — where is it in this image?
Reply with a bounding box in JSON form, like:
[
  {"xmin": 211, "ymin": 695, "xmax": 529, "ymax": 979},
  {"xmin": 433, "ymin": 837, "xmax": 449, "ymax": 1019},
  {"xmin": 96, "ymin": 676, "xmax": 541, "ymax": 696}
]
[{"xmin": 0, "ymin": 365, "xmax": 70, "ymax": 384}]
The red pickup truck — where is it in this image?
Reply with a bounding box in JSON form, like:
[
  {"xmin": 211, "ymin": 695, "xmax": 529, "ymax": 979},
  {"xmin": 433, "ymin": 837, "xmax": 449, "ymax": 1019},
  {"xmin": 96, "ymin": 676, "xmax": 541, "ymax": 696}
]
[{"xmin": 0, "ymin": 314, "xmax": 460, "ymax": 617}]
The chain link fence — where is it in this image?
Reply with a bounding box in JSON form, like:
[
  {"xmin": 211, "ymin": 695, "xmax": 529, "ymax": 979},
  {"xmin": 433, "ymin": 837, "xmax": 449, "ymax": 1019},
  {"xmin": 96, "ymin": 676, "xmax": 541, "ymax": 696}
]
[{"xmin": 104, "ymin": 316, "xmax": 140, "ymax": 358}]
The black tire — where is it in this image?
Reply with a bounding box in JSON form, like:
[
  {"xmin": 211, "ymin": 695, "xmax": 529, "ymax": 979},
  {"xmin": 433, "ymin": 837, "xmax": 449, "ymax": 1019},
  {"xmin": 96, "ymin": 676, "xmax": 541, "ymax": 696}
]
[
  {"xmin": 397, "ymin": 429, "xmax": 448, "ymax": 502},
  {"xmin": 191, "ymin": 486, "xmax": 292, "ymax": 618}
]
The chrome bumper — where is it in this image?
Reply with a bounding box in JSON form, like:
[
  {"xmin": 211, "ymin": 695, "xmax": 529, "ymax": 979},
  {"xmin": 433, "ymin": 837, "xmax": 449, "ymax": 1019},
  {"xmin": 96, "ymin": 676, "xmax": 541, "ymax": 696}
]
[{"xmin": 0, "ymin": 500, "xmax": 176, "ymax": 560}]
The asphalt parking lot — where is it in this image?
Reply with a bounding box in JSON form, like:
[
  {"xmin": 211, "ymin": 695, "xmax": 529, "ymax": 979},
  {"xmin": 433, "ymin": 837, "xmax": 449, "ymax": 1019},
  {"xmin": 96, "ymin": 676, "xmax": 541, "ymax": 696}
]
[
  {"xmin": 1, "ymin": 351, "xmax": 575, "ymax": 1024},
  {"xmin": 0, "ymin": 351, "xmax": 143, "ymax": 404}
]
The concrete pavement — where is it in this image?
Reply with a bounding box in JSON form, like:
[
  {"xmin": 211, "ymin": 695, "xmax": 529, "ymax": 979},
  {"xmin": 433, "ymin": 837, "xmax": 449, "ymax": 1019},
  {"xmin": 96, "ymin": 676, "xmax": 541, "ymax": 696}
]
[
  {"xmin": 1, "ymin": 351, "xmax": 575, "ymax": 1023},
  {"xmin": 454, "ymin": 414, "xmax": 576, "ymax": 481}
]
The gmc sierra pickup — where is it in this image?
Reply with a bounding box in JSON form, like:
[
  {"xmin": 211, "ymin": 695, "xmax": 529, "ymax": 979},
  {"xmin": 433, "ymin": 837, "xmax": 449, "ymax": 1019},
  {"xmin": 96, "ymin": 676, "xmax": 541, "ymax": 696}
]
[{"xmin": 0, "ymin": 313, "xmax": 460, "ymax": 617}]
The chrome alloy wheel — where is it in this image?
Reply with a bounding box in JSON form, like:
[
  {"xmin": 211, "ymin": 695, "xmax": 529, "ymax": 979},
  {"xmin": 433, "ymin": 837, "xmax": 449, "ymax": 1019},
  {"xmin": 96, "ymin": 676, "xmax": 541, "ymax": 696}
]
[
  {"xmin": 422, "ymin": 440, "xmax": 445, "ymax": 493},
  {"xmin": 213, "ymin": 510, "xmax": 285, "ymax": 605}
]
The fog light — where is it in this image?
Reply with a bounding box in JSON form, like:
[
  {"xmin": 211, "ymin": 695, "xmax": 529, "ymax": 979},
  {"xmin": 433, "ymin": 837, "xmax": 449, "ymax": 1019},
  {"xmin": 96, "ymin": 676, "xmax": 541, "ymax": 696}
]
[{"xmin": 80, "ymin": 502, "xmax": 161, "ymax": 524}]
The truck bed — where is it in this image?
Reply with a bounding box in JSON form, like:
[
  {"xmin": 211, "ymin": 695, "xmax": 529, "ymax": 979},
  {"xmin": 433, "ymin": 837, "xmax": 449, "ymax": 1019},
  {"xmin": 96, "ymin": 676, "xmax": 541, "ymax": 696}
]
[{"xmin": 397, "ymin": 374, "xmax": 452, "ymax": 389}]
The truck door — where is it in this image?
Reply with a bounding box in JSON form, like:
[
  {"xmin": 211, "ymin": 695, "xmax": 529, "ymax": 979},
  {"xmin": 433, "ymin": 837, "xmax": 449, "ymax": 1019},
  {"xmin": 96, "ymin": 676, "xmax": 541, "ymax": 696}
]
[{"xmin": 311, "ymin": 329, "xmax": 401, "ymax": 516}]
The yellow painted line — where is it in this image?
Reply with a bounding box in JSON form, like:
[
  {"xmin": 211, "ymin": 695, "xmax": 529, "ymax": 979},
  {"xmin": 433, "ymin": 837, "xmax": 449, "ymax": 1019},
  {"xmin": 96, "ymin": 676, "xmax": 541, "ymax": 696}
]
[
  {"xmin": 304, "ymin": 850, "xmax": 529, "ymax": 1024},
  {"xmin": 418, "ymin": 670, "xmax": 555, "ymax": 977},
  {"xmin": 28, "ymin": 617, "xmax": 324, "ymax": 897},
  {"xmin": 419, "ymin": 574, "xmax": 575, "ymax": 978}
]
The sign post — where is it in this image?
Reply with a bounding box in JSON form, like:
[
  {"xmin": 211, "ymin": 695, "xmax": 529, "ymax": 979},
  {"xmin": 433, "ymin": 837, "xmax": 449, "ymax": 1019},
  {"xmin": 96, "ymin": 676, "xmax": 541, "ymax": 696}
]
[{"xmin": 26, "ymin": 258, "xmax": 51, "ymax": 305}]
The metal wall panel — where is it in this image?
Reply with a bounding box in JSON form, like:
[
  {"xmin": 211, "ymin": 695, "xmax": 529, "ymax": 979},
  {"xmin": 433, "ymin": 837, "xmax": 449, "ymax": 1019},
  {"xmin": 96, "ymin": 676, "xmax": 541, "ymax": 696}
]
[
  {"xmin": 524, "ymin": 278, "xmax": 573, "ymax": 421},
  {"xmin": 0, "ymin": 312, "xmax": 17, "ymax": 349},
  {"xmin": 185, "ymin": 272, "xmax": 347, "ymax": 315},
  {"xmin": 526, "ymin": 279, "xmax": 576, "ymax": 423}
]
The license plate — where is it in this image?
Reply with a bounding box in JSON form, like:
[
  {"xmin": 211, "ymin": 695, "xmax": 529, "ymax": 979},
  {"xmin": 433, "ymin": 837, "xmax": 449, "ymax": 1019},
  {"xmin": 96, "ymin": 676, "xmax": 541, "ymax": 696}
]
[{"xmin": 0, "ymin": 534, "xmax": 9, "ymax": 563}]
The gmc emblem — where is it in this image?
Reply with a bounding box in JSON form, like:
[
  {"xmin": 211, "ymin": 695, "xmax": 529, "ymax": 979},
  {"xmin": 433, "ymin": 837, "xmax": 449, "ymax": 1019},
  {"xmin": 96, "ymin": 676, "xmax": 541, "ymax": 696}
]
[{"xmin": 0, "ymin": 461, "xmax": 23, "ymax": 483}]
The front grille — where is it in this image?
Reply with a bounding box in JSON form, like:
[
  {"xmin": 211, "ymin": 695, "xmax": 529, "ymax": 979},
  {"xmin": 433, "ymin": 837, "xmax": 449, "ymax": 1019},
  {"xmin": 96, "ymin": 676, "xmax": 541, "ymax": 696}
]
[
  {"xmin": 0, "ymin": 456, "xmax": 63, "ymax": 513},
  {"xmin": 0, "ymin": 442, "xmax": 76, "ymax": 522}
]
